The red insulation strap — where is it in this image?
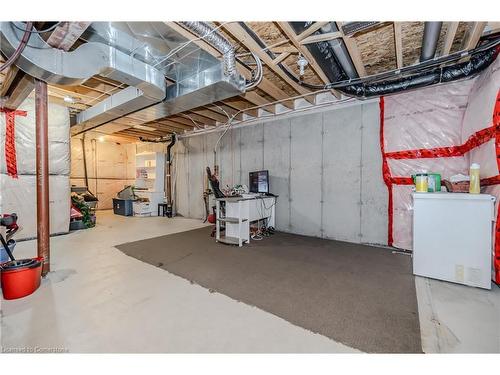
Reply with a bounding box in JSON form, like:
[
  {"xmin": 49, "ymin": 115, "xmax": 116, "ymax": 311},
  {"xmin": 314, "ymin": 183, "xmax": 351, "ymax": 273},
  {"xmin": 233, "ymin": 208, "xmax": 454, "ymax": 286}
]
[
  {"xmin": 379, "ymin": 97, "xmax": 393, "ymax": 246},
  {"xmin": 1, "ymin": 109, "xmax": 27, "ymax": 178},
  {"xmin": 390, "ymin": 177, "xmax": 414, "ymax": 185},
  {"xmin": 385, "ymin": 125, "xmax": 497, "ymax": 160},
  {"xmin": 493, "ymin": 90, "xmax": 500, "ymax": 284},
  {"xmin": 495, "ymin": 90, "xmax": 500, "ymax": 171},
  {"xmin": 393, "ymin": 174, "xmax": 500, "ymax": 186}
]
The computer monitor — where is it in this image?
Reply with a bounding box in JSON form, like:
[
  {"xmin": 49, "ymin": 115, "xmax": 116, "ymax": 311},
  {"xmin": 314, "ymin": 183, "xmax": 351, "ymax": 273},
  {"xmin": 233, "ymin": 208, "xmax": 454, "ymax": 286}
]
[{"xmin": 249, "ymin": 170, "xmax": 269, "ymax": 194}]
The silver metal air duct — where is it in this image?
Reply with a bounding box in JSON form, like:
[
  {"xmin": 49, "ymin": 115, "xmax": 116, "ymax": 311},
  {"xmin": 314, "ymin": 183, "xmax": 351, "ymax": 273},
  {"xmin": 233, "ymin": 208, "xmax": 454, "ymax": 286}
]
[
  {"xmin": 420, "ymin": 22, "xmax": 443, "ymax": 62},
  {"xmin": 321, "ymin": 22, "xmax": 359, "ymax": 79},
  {"xmin": 0, "ymin": 22, "xmax": 166, "ymax": 133},
  {"xmin": 179, "ymin": 22, "xmax": 236, "ymax": 76},
  {"xmin": 70, "ymin": 22, "xmax": 246, "ymax": 136},
  {"xmin": 84, "ymin": 62, "xmax": 246, "ymax": 136}
]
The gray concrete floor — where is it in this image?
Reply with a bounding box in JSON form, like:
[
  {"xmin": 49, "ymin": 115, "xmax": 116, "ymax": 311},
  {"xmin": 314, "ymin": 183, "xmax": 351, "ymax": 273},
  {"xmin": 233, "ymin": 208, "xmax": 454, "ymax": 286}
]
[{"xmin": 1, "ymin": 211, "xmax": 499, "ymax": 353}]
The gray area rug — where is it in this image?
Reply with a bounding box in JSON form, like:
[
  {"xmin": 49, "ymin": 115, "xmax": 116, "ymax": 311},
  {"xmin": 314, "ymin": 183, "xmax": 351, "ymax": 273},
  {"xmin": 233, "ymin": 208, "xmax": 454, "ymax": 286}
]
[{"xmin": 116, "ymin": 227, "xmax": 422, "ymax": 353}]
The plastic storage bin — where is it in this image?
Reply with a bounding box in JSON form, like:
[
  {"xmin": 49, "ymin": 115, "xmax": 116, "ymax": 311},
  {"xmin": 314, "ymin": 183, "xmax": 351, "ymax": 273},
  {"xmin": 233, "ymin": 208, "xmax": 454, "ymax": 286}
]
[{"xmin": 112, "ymin": 199, "xmax": 134, "ymax": 216}]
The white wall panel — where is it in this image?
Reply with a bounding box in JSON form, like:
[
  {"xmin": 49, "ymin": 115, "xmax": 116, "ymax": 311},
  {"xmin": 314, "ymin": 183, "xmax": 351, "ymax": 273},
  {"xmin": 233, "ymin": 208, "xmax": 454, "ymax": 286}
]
[
  {"xmin": 175, "ymin": 102, "xmax": 388, "ymax": 246},
  {"xmin": 322, "ymin": 106, "xmax": 362, "ymax": 242},
  {"xmin": 361, "ymin": 102, "xmax": 388, "ymax": 244},
  {"xmin": 290, "ymin": 113, "xmax": 323, "ymax": 237},
  {"xmin": 218, "ymin": 127, "xmax": 236, "ymax": 188},
  {"xmin": 263, "ymin": 119, "xmax": 291, "ymax": 231},
  {"xmin": 240, "ymin": 123, "xmax": 264, "ymax": 182},
  {"xmin": 173, "ymin": 139, "xmax": 189, "ymax": 216},
  {"xmin": 186, "ymin": 136, "xmax": 205, "ymax": 219}
]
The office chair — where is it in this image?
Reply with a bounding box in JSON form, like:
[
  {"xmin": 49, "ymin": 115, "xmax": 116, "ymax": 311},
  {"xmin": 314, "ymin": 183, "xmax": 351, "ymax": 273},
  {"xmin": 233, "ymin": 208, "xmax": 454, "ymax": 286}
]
[
  {"xmin": 206, "ymin": 167, "xmax": 225, "ymax": 237},
  {"xmin": 206, "ymin": 167, "xmax": 225, "ymax": 199}
]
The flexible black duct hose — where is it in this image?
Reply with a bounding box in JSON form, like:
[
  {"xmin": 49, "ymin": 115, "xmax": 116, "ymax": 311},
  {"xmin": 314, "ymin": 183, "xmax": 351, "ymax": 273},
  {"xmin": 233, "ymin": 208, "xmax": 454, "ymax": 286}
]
[{"xmin": 341, "ymin": 46, "xmax": 499, "ymax": 97}]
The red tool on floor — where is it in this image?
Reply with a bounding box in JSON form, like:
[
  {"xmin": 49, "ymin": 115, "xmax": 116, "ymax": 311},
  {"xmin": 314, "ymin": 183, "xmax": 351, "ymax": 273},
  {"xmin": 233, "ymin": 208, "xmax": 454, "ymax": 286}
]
[{"xmin": 0, "ymin": 213, "xmax": 43, "ymax": 300}]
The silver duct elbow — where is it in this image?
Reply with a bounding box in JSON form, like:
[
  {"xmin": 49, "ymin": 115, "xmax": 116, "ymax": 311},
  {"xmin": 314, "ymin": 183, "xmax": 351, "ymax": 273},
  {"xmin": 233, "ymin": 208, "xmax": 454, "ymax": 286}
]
[{"xmin": 179, "ymin": 21, "xmax": 236, "ymax": 76}]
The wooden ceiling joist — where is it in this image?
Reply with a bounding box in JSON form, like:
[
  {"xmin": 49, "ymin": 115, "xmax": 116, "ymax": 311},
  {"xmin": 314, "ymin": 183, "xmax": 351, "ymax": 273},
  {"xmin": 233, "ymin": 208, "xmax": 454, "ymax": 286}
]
[
  {"xmin": 277, "ymin": 22, "xmax": 341, "ymax": 99},
  {"xmin": 155, "ymin": 120, "xmax": 192, "ymax": 131},
  {"xmin": 393, "ymin": 22, "xmax": 403, "ymax": 69},
  {"xmin": 442, "ymin": 22, "xmax": 459, "ymax": 56},
  {"xmin": 223, "ymin": 97, "xmax": 260, "ymax": 117},
  {"xmin": 300, "ymin": 31, "xmax": 342, "ymax": 45},
  {"xmin": 210, "ymin": 102, "xmax": 244, "ymax": 120},
  {"xmin": 464, "ymin": 22, "xmax": 487, "ymax": 50},
  {"xmin": 167, "ymin": 116, "xmax": 203, "ymax": 128},
  {"xmin": 222, "ymin": 23, "xmax": 315, "ymax": 104},
  {"xmin": 184, "ymin": 112, "xmax": 218, "ymax": 126},
  {"xmin": 296, "ymin": 22, "xmax": 330, "ymax": 41},
  {"xmin": 272, "ymin": 52, "xmax": 291, "ymax": 65},
  {"xmin": 191, "ymin": 108, "xmax": 228, "ymax": 123},
  {"xmin": 149, "ymin": 123, "xmax": 180, "ymax": 134},
  {"xmin": 243, "ymin": 91, "xmax": 278, "ymax": 112}
]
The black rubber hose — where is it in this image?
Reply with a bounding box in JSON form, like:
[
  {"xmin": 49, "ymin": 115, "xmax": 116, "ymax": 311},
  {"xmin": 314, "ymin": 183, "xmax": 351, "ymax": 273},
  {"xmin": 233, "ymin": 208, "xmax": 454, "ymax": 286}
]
[{"xmin": 341, "ymin": 46, "xmax": 499, "ymax": 98}]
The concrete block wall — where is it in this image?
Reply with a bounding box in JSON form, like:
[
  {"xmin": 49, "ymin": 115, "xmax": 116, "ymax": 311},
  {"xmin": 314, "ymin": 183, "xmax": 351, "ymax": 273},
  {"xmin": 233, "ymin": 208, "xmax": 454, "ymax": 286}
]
[{"xmin": 174, "ymin": 101, "xmax": 388, "ymax": 246}]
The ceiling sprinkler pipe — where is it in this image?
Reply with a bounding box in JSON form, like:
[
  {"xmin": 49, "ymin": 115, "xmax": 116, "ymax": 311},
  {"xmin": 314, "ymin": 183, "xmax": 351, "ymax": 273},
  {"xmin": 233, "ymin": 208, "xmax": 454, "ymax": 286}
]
[
  {"xmin": 420, "ymin": 22, "xmax": 443, "ymax": 62},
  {"xmin": 179, "ymin": 21, "xmax": 236, "ymax": 76}
]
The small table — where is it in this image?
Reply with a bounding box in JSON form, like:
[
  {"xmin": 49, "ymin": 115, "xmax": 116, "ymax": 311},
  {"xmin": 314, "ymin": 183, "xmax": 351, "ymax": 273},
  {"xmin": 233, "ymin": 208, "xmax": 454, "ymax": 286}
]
[
  {"xmin": 215, "ymin": 195, "xmax": 277, "ymax": 247},
  {"xmin": 157, "ymin": 203, "xmax": 169, "ymax": 217}
]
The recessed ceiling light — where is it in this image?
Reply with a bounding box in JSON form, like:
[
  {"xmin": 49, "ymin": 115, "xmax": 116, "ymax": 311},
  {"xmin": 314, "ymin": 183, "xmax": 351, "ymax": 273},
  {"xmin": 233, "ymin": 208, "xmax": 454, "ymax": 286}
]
[
  {"xmin": 63, "ymin": 96, "xmax": 76, "ymax": 103},
  {"xmin": 133, "ymin": 124, "xmax": 156, "ymax": 131},
  {"xmin": 98, "ymin": 136, "xmax": 105, "ymax": 142}
]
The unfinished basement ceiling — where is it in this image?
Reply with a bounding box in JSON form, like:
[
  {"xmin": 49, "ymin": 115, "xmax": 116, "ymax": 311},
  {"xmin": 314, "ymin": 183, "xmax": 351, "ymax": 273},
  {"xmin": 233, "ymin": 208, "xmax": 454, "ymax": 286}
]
[{"xmin": 1, "ymin": 21, "xmax": 498, "ymax": 140}]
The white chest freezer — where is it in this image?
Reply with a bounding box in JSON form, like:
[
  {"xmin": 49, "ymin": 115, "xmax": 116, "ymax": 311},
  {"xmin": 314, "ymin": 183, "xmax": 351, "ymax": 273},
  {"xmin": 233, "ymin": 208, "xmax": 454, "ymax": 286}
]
[{"xmin": 412, "ymin": 193, "xmax": 495, "ymax": 289}]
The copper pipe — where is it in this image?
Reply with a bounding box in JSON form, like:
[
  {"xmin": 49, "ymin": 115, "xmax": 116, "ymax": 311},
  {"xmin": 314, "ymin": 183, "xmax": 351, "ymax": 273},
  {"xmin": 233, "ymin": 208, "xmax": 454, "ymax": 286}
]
[{"xmin": 35, "ymin": 79, "xmax": 50, "ymax": 276}]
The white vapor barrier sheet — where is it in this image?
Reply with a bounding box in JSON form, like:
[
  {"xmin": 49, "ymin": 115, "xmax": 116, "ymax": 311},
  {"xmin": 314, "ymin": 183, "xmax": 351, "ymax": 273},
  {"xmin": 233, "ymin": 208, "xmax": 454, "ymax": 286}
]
[
  {"xmin": 384, "ymin": 79, "xmax": 474, "ymax": 153},
  {"xmin": 0, "ymin": 174, "xmax": 70, "ymax": 240},
  {"xmin": 0, "ymin": 98, "xmax": 70, "ymax": 175},
  {"xmin": 385, "ymin": 56, "xmax": 500, "ymax": 250},
  {"xmin": 462, "ymin": 56, "xmax": 500, "ymax": 142}
]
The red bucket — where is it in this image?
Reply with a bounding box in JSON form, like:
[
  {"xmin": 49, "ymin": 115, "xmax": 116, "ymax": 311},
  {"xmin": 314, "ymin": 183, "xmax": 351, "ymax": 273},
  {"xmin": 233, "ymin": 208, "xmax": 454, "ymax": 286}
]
[{"xmin": 1, "ymin": 257, "xmax": 43, "ymax": 300}]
